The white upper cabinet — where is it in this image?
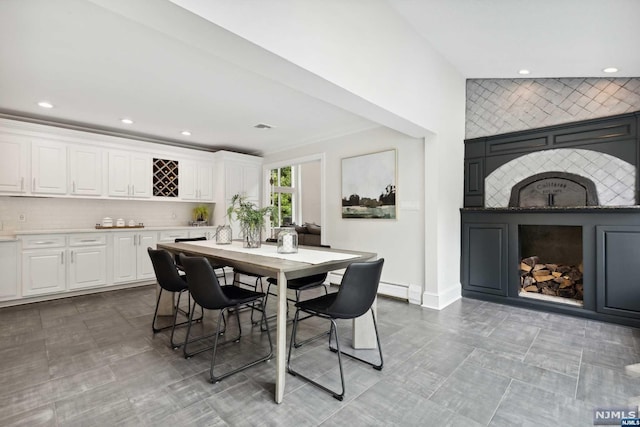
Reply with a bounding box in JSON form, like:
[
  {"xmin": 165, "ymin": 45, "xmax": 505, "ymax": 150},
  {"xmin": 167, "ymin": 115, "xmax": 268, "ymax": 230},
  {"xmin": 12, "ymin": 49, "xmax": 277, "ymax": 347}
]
[
  {"xmin": 180, "ymin": 159, "xmax": 213, "ymax": 201},
  {"xmin": 31, "ymin": 139, "xmax": 67, "ymax": 195},
  {"xmin": 108, "ymin": 151, "xmax": 151, "ymax": 198},
  {"xmin": 224, "ymin": 160, "xmax": 261, "ymax": 202},
  {"xmin": 0, "ymin": 133, "xmax": 28, "ymax": 194},
  {"xmin": 68, "ymin": 145, "xmax": 103, "ymax": 196}
]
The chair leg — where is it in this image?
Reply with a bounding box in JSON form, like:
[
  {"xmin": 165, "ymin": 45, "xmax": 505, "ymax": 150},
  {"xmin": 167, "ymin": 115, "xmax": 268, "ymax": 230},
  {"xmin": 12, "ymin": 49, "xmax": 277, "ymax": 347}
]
[
  {"xmin": 210, "ymin": 297, "xmax": 273, "ymax": 383},
  {"xmin": 329, "ymin": 309, "xmax": 384, "ymax": 371},
  {"xmin": 153, "ymin": 288, "xmax": 197, "ymax": 348},
  {"xmin": 183, "ymin": 304, "xmax": 239, "ymax": 359},
  {"xmin": 288, "ymin": 311, "xmax": 345, "ymax": 401},
  {"xmin": 293, "ymin": 289, "xmax": 331, "ymax": 348}
]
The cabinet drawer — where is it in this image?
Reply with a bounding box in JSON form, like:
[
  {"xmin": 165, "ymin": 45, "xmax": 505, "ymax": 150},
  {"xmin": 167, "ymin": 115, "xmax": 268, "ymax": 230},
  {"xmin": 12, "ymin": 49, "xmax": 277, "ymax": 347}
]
[
  {"xmin": 21, "ymin": 235, "xmax": 66, "ymax": 249},
  {"xmin": 158, "ymin": 230, "xmax": 189, "ymax": 242},
  {"xmin": 69, "ymin": 234, "xmax": 107, "ymax": 246}
]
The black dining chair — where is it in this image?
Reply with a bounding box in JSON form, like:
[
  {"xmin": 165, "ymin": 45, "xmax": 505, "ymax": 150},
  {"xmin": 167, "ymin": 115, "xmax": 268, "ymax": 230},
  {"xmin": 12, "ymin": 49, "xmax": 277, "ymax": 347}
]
[
  {"xmin": 180, "ymin": 254, "xmax": 273, "ymax": 382},
  {"xmin": 287, "ymin": 258, "xmax": 384, "ymax": 401},
  {"xmin": 263, "ymin": 273, "xmax": 329, "ymax": 344},
  {"xmin": 147, "ymin": 248, "xmax": 203, "ymax": 349},
  {"xmin": 174, "ymin": 237, "xmax": 228, "ymax": 285},
  {"xmin": 232, "ymin": 268, "xmax": 267, "ymax": 324}
]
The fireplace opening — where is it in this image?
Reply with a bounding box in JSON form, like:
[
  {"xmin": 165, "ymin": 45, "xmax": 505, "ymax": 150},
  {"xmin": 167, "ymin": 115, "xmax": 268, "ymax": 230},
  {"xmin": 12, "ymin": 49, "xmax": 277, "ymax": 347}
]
[{"xmin": 519, "ymin": 225, "xmax": 583, "ymax": 307}]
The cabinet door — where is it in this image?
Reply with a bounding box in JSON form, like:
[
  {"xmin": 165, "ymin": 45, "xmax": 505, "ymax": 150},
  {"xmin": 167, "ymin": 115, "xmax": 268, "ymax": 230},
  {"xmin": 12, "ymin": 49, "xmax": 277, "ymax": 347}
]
[
  {"xmin": 0, "ymin": 242, "xmax": 19, "ymax": 300},
  {"xmin": 69, "ymin": 145, "xmax": 103, "ymax": 196},
  {"xmin": 179, "ymin": 159, "xmax": 198, "ymax": 200},
  {"xmin": 596, "ymin": 226, "xmax": 640, "ymax": 318},
  {"xmin": 136, "ymin": 232, "xmax": 157, "ymax": 280},
  {"xmin": 32, "ymin": 139, "xmax": 67, "ymax": 194},
  {"xmin": 22, "ymin": 249, "xmax": 66, "ymax": 296},
  {"xmin": 243, "ymin": 164, "xmax": 261, "ymax": 201},
  {"xmin": 112, "ymin": 233, "xmax": 137, "ymax": 283},
  {"xmin": 68, "ymin": 246, "xmax": 107, "ymax": 290},
  {"xmin": 0, "ymin": 134, "xmax": 28, "ymax": 193},
  {"xmin": 225, "ymin": 162, "xmax": 243, "ymax": 201},
  {"xmin": 197, "ymin": 163, "xmax": 213, "ymax": 201},
  {"xmin": 462, "ymin": 223, "xmax": 508, "ymax": 296},
  {"xmin": 108, "ymin": 151, "xmax": 131, "ymax": 197},
  {"xmin": 130, "ymin": 154, "xmax": 152, "ymax": 198}
]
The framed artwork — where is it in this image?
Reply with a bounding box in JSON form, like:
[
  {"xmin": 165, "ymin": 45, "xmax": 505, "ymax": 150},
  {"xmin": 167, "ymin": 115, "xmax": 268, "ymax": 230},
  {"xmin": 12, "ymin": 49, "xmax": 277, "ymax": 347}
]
[{"xmin": 341, "ymin": 149, "xmax": 396, "ymax": 219}]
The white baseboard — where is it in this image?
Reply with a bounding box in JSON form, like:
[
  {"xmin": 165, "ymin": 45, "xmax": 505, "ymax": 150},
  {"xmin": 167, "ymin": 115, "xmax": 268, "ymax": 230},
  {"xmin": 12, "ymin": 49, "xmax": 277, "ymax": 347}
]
[
  {"xmin": 328, "ymin": 272, "xmax": 422, "ymax": 304},
  {"xmin": 422, "ymin": 283, "xmax": 461, "ymax": 310}
]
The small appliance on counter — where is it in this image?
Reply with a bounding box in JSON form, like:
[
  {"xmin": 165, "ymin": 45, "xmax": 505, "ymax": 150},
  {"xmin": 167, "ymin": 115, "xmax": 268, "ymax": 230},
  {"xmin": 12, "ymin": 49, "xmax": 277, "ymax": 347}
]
[
  {"xmin": 116, "ymin": 218, "xmax": 125, "ymax": 227},
  {"xmin": 102, "ymin": 217, "xmax": 113, "ymax": 227}
]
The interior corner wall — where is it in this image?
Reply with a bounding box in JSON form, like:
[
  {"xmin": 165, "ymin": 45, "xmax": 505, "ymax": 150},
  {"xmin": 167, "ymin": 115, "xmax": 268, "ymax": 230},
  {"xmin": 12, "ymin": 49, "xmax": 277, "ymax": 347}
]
[
  {"xmin": 263, "ymin": 127, "xmax": 425, "ymax": 298},
  {"xmin": 466, "ymin": 77, "xmax": 640, "ymax": 139}
]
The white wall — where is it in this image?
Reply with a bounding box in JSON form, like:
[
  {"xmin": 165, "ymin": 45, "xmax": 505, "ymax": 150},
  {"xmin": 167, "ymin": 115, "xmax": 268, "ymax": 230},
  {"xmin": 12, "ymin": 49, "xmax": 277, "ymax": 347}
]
[
  {"xmin": 264, "ymin": 126, "xmax": 424, "ymax": 297},
  {"xmin": 0, "ymin": 197, "xmax": 209, "ymax": 233},
  {"xmin": 299, "ymin": 161, "xmax": 321, "ymax": 225}
]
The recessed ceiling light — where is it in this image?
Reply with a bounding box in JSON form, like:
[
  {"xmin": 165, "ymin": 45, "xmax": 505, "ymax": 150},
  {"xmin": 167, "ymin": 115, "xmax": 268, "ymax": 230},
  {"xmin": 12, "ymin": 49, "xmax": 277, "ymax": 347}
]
[
  {"xmin": 181, "ymin": 130, "xmax": 191, "ymax": 136},
  {"xmin": 37, "ymin": 101, "xmax": 53, "ymax": 109},
  {"xmin": 120, "ymin": 118, "xmax": 133, "ymax": 124},
  {"xmin": 603, "ymin": 67, "xmax": 618, "ymax": 73},
  {"xmin": 518, "ymin": 69, "xmax": 530, "ymax": 75}
]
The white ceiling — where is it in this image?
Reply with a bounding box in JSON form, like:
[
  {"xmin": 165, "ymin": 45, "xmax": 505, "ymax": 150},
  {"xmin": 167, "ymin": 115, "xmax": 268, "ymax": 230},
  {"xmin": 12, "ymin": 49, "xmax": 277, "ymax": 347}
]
[{"xmin": 0, "ymin": 0, "xmax": 637, "ymax": 156}]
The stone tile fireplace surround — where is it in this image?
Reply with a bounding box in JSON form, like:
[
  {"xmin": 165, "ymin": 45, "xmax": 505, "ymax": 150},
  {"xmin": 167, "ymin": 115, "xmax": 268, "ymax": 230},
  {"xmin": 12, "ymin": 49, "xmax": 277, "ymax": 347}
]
[{"xmin": 461, "ymin": 111, "xmax": 640, "ymax": 327}]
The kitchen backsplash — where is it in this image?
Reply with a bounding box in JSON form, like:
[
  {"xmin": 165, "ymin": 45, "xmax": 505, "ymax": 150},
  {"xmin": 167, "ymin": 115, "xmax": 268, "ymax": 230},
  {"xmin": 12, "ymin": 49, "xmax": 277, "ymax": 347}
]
[{"xmin": 0, "ymin": 197, "xmax": 214, "ymax": 233}]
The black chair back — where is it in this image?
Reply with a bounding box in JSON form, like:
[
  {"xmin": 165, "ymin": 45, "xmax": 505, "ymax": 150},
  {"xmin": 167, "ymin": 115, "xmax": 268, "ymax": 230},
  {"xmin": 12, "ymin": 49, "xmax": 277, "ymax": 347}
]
[
  {"xmin": 328, "ymin": 258, "xmax": 384, "ymax": 319},
  {"xmin": 179, "ymin": 254, "xmax": 230, "ymax": 310},
  {"xmin": 147, "ymin": 248, "xmax": 187, "ymax": 293},
  {"xmin": 174, "ymin": 237, "xmax": 207, "ymax": 267}
]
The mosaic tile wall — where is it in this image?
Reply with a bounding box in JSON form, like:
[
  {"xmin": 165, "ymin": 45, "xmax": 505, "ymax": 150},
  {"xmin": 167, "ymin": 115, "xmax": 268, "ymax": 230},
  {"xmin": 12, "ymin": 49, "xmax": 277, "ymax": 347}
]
[
  {"xmin": 485, "ymin": 148, "xmax": 636, "ymax": 207},
  {"xmin": 466, "ymin": 78, "xmax": 640, "ymax": 139}
]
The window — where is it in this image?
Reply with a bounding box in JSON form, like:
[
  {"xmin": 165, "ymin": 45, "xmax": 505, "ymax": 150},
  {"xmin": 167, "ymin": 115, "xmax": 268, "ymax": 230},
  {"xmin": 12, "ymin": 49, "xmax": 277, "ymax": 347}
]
[{"xmin": 270, "ymin": 166, "xmax": 295, "ymax": 227}]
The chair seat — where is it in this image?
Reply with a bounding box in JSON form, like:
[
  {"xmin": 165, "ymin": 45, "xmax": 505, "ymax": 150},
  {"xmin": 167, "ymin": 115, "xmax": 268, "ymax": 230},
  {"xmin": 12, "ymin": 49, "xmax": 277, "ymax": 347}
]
[
  {"xmin": 219, "ymin": 285, "xmax": 264, "ymax": 307},
  {"xmin": 266, "ymin": 273, "xmax": 327, "ymax": 291},
  {"xmin": 296, "ymin": 292, "xmax": 351, "ymax": 317}
]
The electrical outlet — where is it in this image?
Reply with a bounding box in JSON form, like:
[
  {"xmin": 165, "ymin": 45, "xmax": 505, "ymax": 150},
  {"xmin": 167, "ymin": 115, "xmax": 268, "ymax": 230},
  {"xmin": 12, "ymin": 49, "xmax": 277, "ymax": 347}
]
[{"xmin": 18, "ymin": 213, "xmax": 26, "ymax": 222}]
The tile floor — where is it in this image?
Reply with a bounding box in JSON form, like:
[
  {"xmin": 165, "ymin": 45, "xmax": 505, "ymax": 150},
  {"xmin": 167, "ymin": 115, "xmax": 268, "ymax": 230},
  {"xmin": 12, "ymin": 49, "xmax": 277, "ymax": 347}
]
[{"xmin": 2, "ymin": 281, "xmax": 640, "ymax": 426}]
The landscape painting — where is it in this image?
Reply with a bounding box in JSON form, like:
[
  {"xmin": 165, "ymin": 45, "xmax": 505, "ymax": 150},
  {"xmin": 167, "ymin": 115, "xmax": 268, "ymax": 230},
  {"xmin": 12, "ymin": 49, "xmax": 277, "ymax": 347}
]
[{"xmin": 341, "ymin": 149, "xmax": 396, "ymax": 219}]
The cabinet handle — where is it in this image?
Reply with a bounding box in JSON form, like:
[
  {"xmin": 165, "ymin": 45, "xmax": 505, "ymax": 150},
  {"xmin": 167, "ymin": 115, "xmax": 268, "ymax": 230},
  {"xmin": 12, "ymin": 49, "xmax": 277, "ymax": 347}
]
[
  {"xmin": 61, "ymin": 251, "xmax": 64, "ymax": 264},
  {"xmin": 127, "ymin": 184, "xmax": 131, "ymax": 196},
  {"xmin": 34, "ymin": 241, "xmax": 56, "ymax": 245},
  {"xmin": 73, "ymin": 181, "xmax": 76, "ymax": 193},
  {"xmin": 134, "ymin": 235, "xmax": 137, "ymax": 246},
  {"xmin": 33, "ymin": 177, "xmax": 36, "ymax": 191},
  {"xmin": 21, "ymin": 177, "xmax": 24, "ymax": 191},
  {"xmin": 80, "ymin": 239, "xmax": 98, "ymax": 243},
  {"xmin": 71, "ymin": 250, "xmax": 74, "ymax": 263}
]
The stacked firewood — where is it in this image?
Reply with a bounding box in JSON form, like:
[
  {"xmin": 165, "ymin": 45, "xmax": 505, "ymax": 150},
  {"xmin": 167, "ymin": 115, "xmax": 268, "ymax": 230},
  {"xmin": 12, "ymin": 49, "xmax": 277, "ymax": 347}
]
[{"xmin": 520, "ymin": 256, "xmax": 583, "ymax": 300}]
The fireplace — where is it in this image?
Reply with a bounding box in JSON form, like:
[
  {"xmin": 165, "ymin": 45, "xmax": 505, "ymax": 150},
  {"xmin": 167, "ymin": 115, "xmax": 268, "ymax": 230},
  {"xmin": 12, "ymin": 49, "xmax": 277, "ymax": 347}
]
[
  {"xmin": 518, "ymin": 225, "xmax": 583, "ymax": 307},
  {"xmin": 462, "ymin": 111, "xmax": 640, "ymax": 327}
]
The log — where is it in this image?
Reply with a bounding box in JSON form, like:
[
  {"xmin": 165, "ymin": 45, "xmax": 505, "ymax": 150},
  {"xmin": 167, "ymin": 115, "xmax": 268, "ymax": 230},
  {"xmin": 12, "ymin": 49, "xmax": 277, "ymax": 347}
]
[
  {"xmin": 551, "ymin": 272, "xmax": 562, "ymax": 278},
  {"xmin": 522, "ymin": 276, "xmax": 535, "ymax": 287},
  {"xmin": 532, "ymin": 269, "xmax": 551, "ymax": 278},
  {"xmin": 533, "ymin": 274, "xmax": 555, "ymax": 282},
  {"xmin": 541, "ymin": 287, "xmax": 556, "ymax": 296},
  {"xmin": 522, "ymin": 256, "xmax": 540, "ymax": 267},
  {"xmin": 532, "ymin": 264, "xmax": 546, "ymax": 272},
  {"xmin": 545, "ymin": 263, "xmax": 558, "ymax": 272},
  {"xmin": 524, "ymin": 285, "xmax": 539, "ymax": 292},
  {"xmin": 520, "ymin": 262, "xmax": 532, "ymax": 273}
]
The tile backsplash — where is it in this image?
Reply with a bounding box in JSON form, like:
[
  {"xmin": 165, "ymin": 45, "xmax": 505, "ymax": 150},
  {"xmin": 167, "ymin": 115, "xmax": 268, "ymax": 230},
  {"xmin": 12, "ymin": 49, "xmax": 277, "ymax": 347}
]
[{"xmin": 0, "ymin": 197, "xmax": 215, "ymax": 233}]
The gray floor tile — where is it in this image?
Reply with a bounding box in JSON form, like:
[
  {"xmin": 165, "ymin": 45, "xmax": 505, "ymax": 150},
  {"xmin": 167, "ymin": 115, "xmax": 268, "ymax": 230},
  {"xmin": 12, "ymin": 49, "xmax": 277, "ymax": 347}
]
[{"xmin": 1, "ymin": 286, "xmax": 639, "ymax": 426}]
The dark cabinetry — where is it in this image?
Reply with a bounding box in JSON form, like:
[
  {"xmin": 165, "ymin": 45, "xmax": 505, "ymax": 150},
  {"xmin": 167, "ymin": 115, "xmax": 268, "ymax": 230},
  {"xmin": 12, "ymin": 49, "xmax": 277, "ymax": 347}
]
[
  {"xmin": 596, "ymin": 226, "xmax": 640, "ymax": 319},
  {"xmin": 462, "ymin": 223, "xmax": 508, "ymax": 296}
]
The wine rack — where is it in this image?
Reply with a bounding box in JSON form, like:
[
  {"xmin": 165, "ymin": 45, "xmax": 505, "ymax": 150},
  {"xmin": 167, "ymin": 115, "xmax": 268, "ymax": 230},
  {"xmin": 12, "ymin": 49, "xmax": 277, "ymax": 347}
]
[{"xmin": 153, "ymin": 158, "xmax": 179, "ymax": 197}]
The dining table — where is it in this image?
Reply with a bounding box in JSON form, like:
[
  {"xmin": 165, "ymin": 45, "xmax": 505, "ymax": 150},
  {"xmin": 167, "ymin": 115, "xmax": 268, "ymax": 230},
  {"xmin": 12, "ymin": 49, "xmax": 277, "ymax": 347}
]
[{"xmin": 156, "ymin": 239, "xmax": 376, "ymax": 404}]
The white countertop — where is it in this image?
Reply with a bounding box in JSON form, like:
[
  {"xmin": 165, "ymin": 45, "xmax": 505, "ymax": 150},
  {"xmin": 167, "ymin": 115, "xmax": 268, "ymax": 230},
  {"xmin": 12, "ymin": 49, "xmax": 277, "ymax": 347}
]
[{"xmin": 11, "ymin": 225, "xmax": 217, "ymax": 236}]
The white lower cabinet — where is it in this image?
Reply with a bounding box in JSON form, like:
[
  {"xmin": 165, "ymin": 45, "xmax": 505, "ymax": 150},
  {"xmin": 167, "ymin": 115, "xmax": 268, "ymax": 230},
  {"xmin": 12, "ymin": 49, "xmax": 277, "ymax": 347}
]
[
  {"xmin": 0, "ymin": 241, "xmax": 19, "ymax": 300},
  {"xmin": 22, "ymin": 248, "xmax": 67, "ymax": 297},
  {"xmin": 21, "ymin": 235, "xmax": 67, "ymax": 297},
  {"xmin": 21, "ymin": 233, "xmax": 109, "ymax": 296},
  {"xmin": 113, "ymin": 231, "xmax": 157, "ymax": 283},
  {"xmin": 68, "ymin": 234, "xmax": 107, "ymax": 290}
]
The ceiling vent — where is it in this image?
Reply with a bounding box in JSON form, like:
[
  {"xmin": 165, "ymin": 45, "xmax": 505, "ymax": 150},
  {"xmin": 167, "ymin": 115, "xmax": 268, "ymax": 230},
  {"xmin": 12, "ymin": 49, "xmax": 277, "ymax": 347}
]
[{"xmin": 253, "ymin": 123, "xmax": 273, "ymax": 129}]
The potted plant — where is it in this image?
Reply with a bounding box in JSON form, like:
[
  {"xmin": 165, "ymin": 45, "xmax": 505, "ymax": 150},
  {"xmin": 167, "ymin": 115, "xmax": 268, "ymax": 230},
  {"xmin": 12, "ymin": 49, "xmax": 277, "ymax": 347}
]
[
  {"xmin": 193, "ymin": 204, "xmax": 210, "ymax": 225},
  {"xmin": 226, "ymin": 194, "xmax": 274, "ymax": 248}
]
